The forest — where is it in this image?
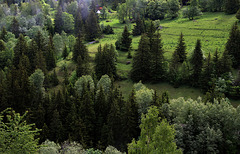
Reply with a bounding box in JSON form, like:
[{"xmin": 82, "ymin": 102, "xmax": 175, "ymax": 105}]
[{"xmin": 0, "ymin": 0, "xmax": 240, "ymax": 153}]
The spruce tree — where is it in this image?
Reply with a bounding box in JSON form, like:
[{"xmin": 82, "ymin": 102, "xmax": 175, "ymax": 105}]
[
  {"xmin": 62, "ymin": 44, "xmax": 68, "ymax": 59},
  {"xmin": 123, "ymin": 89, "xmax": 139, "ymax": 145},
  {"xmin": 236, "ymin": 8, "xmax": 240, "ymax": 21},
  {"xmin": 150, "ymin": 31, "xmax": 165, "ymax": 81},
  {"xmin": 175, "ymin": 32, "xmax": 187, "ymax": 63},
  {"xmin": 225, "ymin": 22, "xmax": 240, "ymax": 68},
  {"xmin": 46, "ymin": 35, "xmax": 56, "ymax": 71},
  {"xmin": 72, "ymin": 35, "xmax": 89, "ymax": 63},
  {"xmin": 95, "ymin": 44, "xmax": 117, "ymax": 79},
  {"xmin": 49, "ymin": 109, "xmax": 64, "ymax": 143},
  {"xmin": 212, "ymin": 49, "xmax": 221, "ymax": 77},
  {"xmin": 54, "ymin": 6, "xmax": 64, "ymax": 34},
  {"xmin": 201, "ymin": 53, "xmax": 213, "ymax": 91},
  {"xmin": 13, "ymin": 34, "xmax": 28, "ymax": 68},
  {"xmin": 131, "ymin": 34, "xmax": 151, "ymax": 82},
  {"xmin": 132, "ymin": 14, "xmax": 144, "ymax": 36},
  {"xmin": 11, "ymin": 17, "xmax": 20, "ymax": 38},
  {"xmin": 85, "ymin": 10, "xmax": 100, "ymax": 41},
  {"xmin": 75, "ymin": 7, "xmax": 84, "ymax": 35},
  {"xmin": 34, "ymin": 31, "xmax": 46, "ymax": 53},
  {"xmin": 76, "ymin": 55, "xmax": 90, "ymax": 77},
  {"xmin": 219, "ymin": 50, "xmax": 232, "ymax": 75},
  {"xmin": 0, "ymin": 27, "xmax": 7, "ymax": 42},
  {"xmin": 191, "ymin": 39, "xmax": 203, "ymax": 86},
  {"xmin": 120, "ymin": 26, "xmax": 132, "ymax": 51},
  {"xmin": 26, "ymin": 40, "xmax": 37, "ymax": 73},
  {"xmin": 35, "ymin": 50, "xmax": 47, "ymax": 74},
  {"xmin": 168, "ymin": 49, "xmax": 180, "ymax": 87}
]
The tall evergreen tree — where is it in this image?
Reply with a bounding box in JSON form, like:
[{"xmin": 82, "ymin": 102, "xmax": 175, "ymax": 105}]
[
  {"xmin": 175, "ymin": 33, "xmax": 187, "ymax": 63},
  {"xmin": 219, "ymin": 50, "xmax": 232, "ymax": 75},
  {"xmin": 201, "ymin": 53, "xmax": 213, "ymax": 91},
  {"xmin": 54, "ymin": 6, "xmax": 64, "ymax": 34},
  {"xmin": 0, "ymin": 40, "xmax": 6, "ymax": 51},
  {"xmin": 26, "ymin": 40, "xmax": 37, "ymax": 73},
  {"xmin": 131, "ymin": 34, "xmax": 151, "ymax": 82},
  {"xmin": 120, "ymin": 26, "xmax": 132, "ymax": 51},
  {"xmin": 95, "ymin": 44, "xmax": 117, "ymax": 79},
  {"xmin": 150, "ymin": 31, "xmax": 165, "ymax": 81},
  {"xmin": 62, "ymin": 44, "xmax": 68, "ymax": 59},
  {"xmin": 132, "ymin": 14, "xmax": 144, "ymax": 36},
  {"xmin": 13, "ymin": 34, "xmax": 28, "ymax": 68},
  {"xmin": 76, "ymin": 55, "xmax": 90, "ymax": 77},
  {"xmin": 35, "ymin": 50, "xmax": 47, "ymax": 74},
  {"xmin": 191, "ymin": 39, "xmax": 203, "ymax": 86},
  {"xmin": 168, "ymin": 49, "xmax": 181, "ymax": 87},
  {"xmin": 46, "ymin": 35, "xmax": 56, "ymax": 71},
  {"xmin": 123, "ymin": 89, "xmax": 139, "ymax": 146},
  {"xmin": 75, "ymin": 7, "xmax": 84, "ymax": 36},
  {"xmin": 72, "ymin": 35, "xmax": 89, "ymax": 62},
  {"xmin": 11, "ymin": 17, "xmax": 20, "ymax": 38},
  {"xmin": 0, "ymin": 27, "xmax": 7, "ymax": 42},
  {"xmin": 225, "ymin": 22, "xmax": 240, "ymax": 68},
  {"xmin": 34, "ymin": 31, "xmax": 46, "ymax": 53},
  {"xmin": 85, "ymin": 10, "xmax": 100, "ymax": 41},
  {"xmin": 212, "ymin": 49, "xmax": 221, "ymax": 77}
]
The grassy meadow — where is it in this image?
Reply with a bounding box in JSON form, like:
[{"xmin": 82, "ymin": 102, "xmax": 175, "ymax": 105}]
[{"xmin": 62, "ymin": 11, "xmax": 240, "ymax": 106}]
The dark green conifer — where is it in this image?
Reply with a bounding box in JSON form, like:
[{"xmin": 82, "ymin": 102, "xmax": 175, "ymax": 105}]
[
  {"xmin": 212, "ymin": 49, "xmax": 221, "ymax": 77},
  {"xmin": 35, "ymin": 50, "xmax": 47, "ymax": 74},
  {"xmin": 175, "ymin": 33, "xmax": 187, "ymax": 63},
  {"xmin": 191, "ymin": 39, "xmax": 203, "ymax": 86},
  {"xmin": 76, "ymin": 55, "xmax": 90, "ymax": 77},
  {"xmin": 132, "ymin": 14, "xmax": 144, "ymax": 36},
  {"xmin": 13, "ymin": 34, "xmax": 28, "ymax": 68},
  {"xmin": 131, "ymin": 34, "xmax": 151, "ymax": 82},
  {"xmin": 120, "ymin": 26, "xmax": 132, "ymax": 51},
  {"xmin": 62, "ymin": 44, "xmax": 68, "ymax": 59},
  {"xmin": 85, "ymin": 10, "xmax": 100, "ymax": 41},
  {"xmin": 219, "ymin": 50, "xmax": 232, "ymax": 75},
  {"xmin": 75, "ymin": 7, "xmax": 84, "ymax": 35},
  {"xmin": 34, "ymin": 31, "xmax": 46, "ymax": 53},
  {"xmin": 225, "ymin": 22, "xmax": 240, "ymax": 68},
  {"xmin": 0, "ymin": 26, "xmax": 7, "ymax": 42},
  {"xmin": 49, "ymin": 109, "xmax": 64, "ymax": 143},
  {"xmin": 11, "ymin": 17, "xmax": 20, "ymax": 38},
  {"xmin": 150, "ymin": 31, "xmax": 165, "ymax": 81},
  {"xmin": 236, "ymin": 8, "xmax": 240, "ymax": 21},
  {"xmin": 51, "ymin": 69, "xmax": 59, "ymax": 86},
  {"xmin": 54, "ymin": 6, "xmax": 64, "ymax": 34},
  {"xmin": 201, "ymin": 53, "xmax": 213, "ymax": 91},
  {"xmin": 72, "ymin": 34, "xmax": 89, "ymax": 62},
  {"xmin": 95, "ymin": 44, "xmax": 117, "ymax": 79},
  {"xmin": 46, "ymin": 35, "xmax": 56, "ymax": 71},
  {"xmin": 26, "ymin": 40, "xmax": 37, "ymax": 73}
]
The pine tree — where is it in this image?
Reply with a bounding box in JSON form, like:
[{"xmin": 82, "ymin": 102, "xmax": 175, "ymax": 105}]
[
  {"xmin": 175, "ymin": 33, "xmax": 187, "ymax": 63},
  {"xmin": 85, "ymin": 10, "xmax": 100, "ymax": 41},
  {"xmin": 95, "ymin": 44, "xmax": 117, "ymax": 79},
  {"xmin": 75, "ymin": 7, "xmax": 84, "ymax": 35},
  {"xmin": 150, "ymin": 31, "xmax": 165, "ymax": 81},
  {"xmin": 46, "ymin": 35, "xmax": 56, "ymax": 71},
  {"xmin": 54, "ymin": 6, "xmax": 64, "ymax": 34},
  {"xmin": 49, "ymin": 109, "xmax": 63, "ymax": 143},
  {"xmin": 11, "ymin": 17, "xmax": 20, "ymax": 38},
  {"xmin": 131, "ymin": 34, "xmax": 151, "ymax": 82},
  {"xmin": 51, "ymin": 69, "xmax": 59, "ymax": 86},
  {"xmin": 79, "ymin": 86, "xmax": 96, "ymax": 147},
  {"xmin": 123, "ymin": 89, "xmax": 139, "ymax": 145},
  {"xmin": 13, "ymin": 34, "xmax": 28, "ymax": 68},
  {"xmin": 168, "ymin": 49, "xmax": 181, "ymax": 87},
  {"xmin": 76, "ymin": 55, "xmax": 90, "ymax": 77},
  {"xmin": 201, "ymin": 53, "xmax": 213, "ymax": 91},
  {"xmin": 132, "ymin": 14, "xmax": 144, "ymax": 36},
  {"xmin": 212, "ymin": 49, "xmax": 221, "ymax": 77},
  {"xmin": 224, "ymin": 0, "xmax": 239, "ymax": 14},
  {"xmin": 146, "ymin": 21, "xmax": 156, "ymax": 46},
  {"xmin": 26, "ymin": 40, "xmax": 37, "ymax": 73},
  {"xmin": 62, "ymin": 44, "xmax": 68, "ymax": 59},
  {"xmin": 225, "ymin": 22, "xmax": 240, "ymax": 68},
  {"xmin": 219, "ymin": 50, "xmax": 232, "ymax": 75},
  {"xmin": 34, "ymin": 31, "xmax": 46, "ymax": 53},
  {"xmin": 72, "ymin": 35, "xmax": 89, "ymax": 62},
  {"xmin": 120, "ymin": 26, "xmax": 132, "ymax": 51},
  {"xmin": 35, "ymin": 50, "xmax": 47, "ymax": 74},
  {"xmin": 191, "ymin": 39, "xmax": 203, "ymax": 86},
  {"xmin": 0, "ymin": 26, "xmax": 7, "ymax": 42}
]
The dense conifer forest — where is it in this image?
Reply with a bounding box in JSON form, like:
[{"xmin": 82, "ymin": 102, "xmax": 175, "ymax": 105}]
[{"xmin": 0, "ymin": 0, "xmax": 240, "ymax": 153}]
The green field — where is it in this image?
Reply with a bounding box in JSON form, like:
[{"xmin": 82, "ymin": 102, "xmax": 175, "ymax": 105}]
[{"xmin": 74, "ymin": 11, "xmax": 240, "ymax": 106}]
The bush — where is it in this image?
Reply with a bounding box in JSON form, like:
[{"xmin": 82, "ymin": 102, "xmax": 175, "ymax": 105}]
[{"xmin": 103, "ymin": 25, "xmax": 114, "ymax": 34}]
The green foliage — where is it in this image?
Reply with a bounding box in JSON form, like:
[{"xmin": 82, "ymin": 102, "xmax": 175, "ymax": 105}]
[
  {"xmin": 97, "ymin": 74, "xmax": 112, "ymax": 94},
  {"xmin": 62, "ymin": 12, "xmax": 74, "ymax": 33},
  {"xmin": 132, "ymin": 14, "xmax": 144, "ymax": 36},
  {"xmin": 85, "ymin": 10, "xmax": 101, "ymax": 41},
  {"xmin": 225, "ymin": 22, "xmax": 240, "ymax": 68},
  {"xmin": 117, "ymin": 3, "xmax": 127, "ymax": 23},
  {"xmin": 95, "ymin": 44, "xmax": 117, "ymax": 79},
  {"xmin": 54, "ymin": 7, "xmax": 63, "ymax": 34},
  {"xmin": 191, "ymin": 39, "xmax": 203, "ymax": 86},
  {"xmin": 146, "ymin": 0, "xmax": 169, "ymax": 20},
  {"xmin": 175, "ymin": 33, "xmax": 187, "ymax": 63},
  {"xmin": 167, "ymin": 0, "xmax": 180, "ymax": 19},
  {"xmin": 224, "ymin": 0, "xmax": 239, "ymax": 14},
  {"xmin": 72, "ymin": 35, "xmax": 89, "ymax": 63},
  {"xmin": 165, "ymin": 97, "xmax": 240, "ymax": 153},
  {"xmin": 182, "ymin": 0, "xmax": 202, "ymax": 20},
  {"xmin": 0, "ymin": 109, "xmax": 40, "ymax": 153},
  {"xmin": 103, "ymin": 25, "xmax": 114, "ymax": 34},
  {"xmin": 119, "ymin": 26, "xmax": 132, "ymax": 52},
  {"xmin": 131, "ymin": 34, "xmax": 151, "ymax": 82},
  {"xmin": 128, "ymin": 106, "xmax": 182, "ymax": 154},
  {"xmin": 29, "ymin": 69, "xmax": 45, "ymax": 95},
  {"xmin": 75, "ymin": 75, "xmax": 95, "ymax": 97},
  {"xmin": 236, "ymin": 9, "xmax": 240, "ymax": 21}
]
